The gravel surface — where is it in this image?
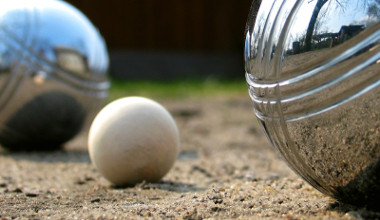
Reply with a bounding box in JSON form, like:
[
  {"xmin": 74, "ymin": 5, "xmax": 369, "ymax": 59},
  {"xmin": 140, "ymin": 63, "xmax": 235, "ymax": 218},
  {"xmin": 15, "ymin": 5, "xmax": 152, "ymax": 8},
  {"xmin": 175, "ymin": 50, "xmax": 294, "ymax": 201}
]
[{"xmin": 1, "ymin": 96, "xmax": 379, "ymax": 219}]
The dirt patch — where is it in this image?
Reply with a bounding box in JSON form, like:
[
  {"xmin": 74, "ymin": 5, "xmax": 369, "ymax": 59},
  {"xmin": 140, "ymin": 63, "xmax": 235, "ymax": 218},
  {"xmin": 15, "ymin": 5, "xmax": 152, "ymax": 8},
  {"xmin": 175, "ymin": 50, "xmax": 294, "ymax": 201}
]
[{"xmin": 0, "ymin": 96, "xmax": 379, "ymax": 219}]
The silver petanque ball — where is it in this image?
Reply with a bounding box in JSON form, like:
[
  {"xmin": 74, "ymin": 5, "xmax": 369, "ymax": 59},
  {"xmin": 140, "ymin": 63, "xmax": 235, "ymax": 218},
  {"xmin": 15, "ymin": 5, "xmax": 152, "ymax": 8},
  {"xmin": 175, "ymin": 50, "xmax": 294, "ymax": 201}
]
[
  {"xmin": 245, "ymin": 0, "xmax": 380, "ymax": 209},
  {"xmin": 0, "ymin": 0, "xmax": 110, "ymax": 150}
]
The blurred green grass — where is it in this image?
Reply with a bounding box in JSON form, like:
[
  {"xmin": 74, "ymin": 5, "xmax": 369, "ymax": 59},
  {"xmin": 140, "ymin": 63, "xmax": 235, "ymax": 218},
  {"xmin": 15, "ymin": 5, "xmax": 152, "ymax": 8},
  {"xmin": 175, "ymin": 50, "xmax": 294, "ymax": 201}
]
[{"xmin": 108, "ymin": 78, "xmax": 248, "ymax": 102}]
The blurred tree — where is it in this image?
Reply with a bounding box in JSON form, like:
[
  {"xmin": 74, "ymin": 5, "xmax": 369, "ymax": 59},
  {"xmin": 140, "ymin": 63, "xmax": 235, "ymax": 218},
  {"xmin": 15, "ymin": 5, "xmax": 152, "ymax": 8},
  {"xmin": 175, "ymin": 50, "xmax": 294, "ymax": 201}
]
[
  {"xmin": 305, "ymin": 0, "xmax": 333, "ymax": 51},
  {"xmin": 368, "ymin": 0, "xmax": 380, "ymax": 18}
]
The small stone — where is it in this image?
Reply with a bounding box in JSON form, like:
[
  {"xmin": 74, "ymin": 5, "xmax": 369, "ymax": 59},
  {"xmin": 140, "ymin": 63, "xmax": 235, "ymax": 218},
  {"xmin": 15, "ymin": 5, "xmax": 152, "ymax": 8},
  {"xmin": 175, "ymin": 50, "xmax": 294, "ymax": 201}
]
[
  {"xmin": 90, "ymin": 198, "xmax": 101, "ymax": 203},
  {"xmin": 345, "ymin": 211, "xmax": 363, "ymax": 219},
  {"xmin": 47, "ymin": 188, "xmax": 56, "ymax": 194},
  {"xmin": 13, "ymin": 188, "xmax": 23, "ymax": 193},
  {"xmin": 293, "ymin": 183, "xmax": 303, "ymax": 189},
  {"xmin": 76, "ymin": 180, "xmax": 86, "ymax": 185},
  {"xmin": 85, "ymin": 176, "xmax": 94, "ymax": 181},
  {"xmin": 25, "ymin": 192, "xmax": 38, "ymax": 197}
]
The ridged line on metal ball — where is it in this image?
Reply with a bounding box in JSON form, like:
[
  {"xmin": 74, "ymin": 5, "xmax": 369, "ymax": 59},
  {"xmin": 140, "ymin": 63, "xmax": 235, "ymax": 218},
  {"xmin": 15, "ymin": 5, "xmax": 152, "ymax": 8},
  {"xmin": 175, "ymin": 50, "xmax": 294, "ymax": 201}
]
[
  {"xmin": 245, "ymin": 0, "xmax": 301, "ymax": 81},
  {"xmin": 0, "ymin": 25, "xmax": 109, "ymax": 95},
  {"xmin": 247, "ymin": 25, "xmax": 380, "ymax": 100},
  {"xmin": 246, "ymin": 0, "xmax": 380, "ymax": 93},
  {"xmin": 0, "ymin": 27, "xmax": 110, "ymax": 90},
  {"xmin": 247, "ymin": 41, "xmax": 380, "ymax": 102},
  {"xmin": 0, "ymin": 35, "xmax": 109, "ymax": 100},
  {"xmin": 250, "ymin": 77, "xmax": 380, "ymax": 122},
  {"xmin": 0, "ymin": 51, "xmax": 26, "ymax": 111},
  {"xmin": 247, "ymin": 43, "xmax": 380, "ymax": 121},
  {"xmin": 246, "ymin": 10, "xmax": 380, "ymax": 95},
  {"xmin": 248, "ymin": 67, "xmax": 380, "ymax": 122},
  {"xmin": 246, "ymin": 9, "xmax": 380, "ymax": 122}
]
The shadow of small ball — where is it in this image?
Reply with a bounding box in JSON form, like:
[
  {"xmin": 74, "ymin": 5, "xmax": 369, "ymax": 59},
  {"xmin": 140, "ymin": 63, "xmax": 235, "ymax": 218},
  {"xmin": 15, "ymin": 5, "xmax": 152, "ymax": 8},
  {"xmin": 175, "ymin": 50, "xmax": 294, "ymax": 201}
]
[{"xmin": 0, "ymin": 91, "xmax": 85, "ymax": 151}]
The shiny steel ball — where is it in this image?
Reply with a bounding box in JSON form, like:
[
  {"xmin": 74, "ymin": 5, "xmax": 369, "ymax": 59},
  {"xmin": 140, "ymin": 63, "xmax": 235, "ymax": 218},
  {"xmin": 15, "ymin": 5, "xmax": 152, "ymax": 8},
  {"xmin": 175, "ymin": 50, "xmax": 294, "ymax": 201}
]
[
  {"xmin": 245, "ymin": 0, "xmax": 380, "ymax": 209},
  {"xmin": 0, "ymin": 0, "xmax": 110, "ymax": 150}
]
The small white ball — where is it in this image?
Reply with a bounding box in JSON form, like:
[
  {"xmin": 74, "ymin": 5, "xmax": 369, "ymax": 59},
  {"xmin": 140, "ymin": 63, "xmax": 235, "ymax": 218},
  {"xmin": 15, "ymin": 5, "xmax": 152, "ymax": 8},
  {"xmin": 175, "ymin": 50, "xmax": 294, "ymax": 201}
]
[{"xmin": 88, "ymin": 96, "xmax": 180, "ymax": 186}]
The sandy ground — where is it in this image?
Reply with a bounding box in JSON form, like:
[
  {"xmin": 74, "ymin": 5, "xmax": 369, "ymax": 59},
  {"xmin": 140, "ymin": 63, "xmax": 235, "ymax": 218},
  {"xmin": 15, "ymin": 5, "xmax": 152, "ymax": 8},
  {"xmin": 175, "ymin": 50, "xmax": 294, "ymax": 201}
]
[{"xmin": 0, "ymin": 96, "xmax": 380, "ymax": 219}]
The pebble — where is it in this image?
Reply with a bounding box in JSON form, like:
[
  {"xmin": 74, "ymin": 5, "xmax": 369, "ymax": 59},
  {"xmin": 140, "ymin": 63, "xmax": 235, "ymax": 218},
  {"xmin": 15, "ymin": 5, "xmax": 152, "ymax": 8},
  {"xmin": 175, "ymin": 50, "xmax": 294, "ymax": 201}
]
[{"xmin": 25, "ymin": 192, "xmax": 38, "ymax": 197}]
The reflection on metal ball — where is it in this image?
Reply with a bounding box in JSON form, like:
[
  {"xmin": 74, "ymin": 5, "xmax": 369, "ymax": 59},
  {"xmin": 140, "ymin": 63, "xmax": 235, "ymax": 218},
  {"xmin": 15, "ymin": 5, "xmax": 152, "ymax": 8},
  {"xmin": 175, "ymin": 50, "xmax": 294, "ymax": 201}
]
[
  {"xmin": 245, "ymin": 0, "xmax": 380, "ymax": 209},
  {"xmin": 0, "ymin": 0, "xmax": 110, "ymax": 150}
]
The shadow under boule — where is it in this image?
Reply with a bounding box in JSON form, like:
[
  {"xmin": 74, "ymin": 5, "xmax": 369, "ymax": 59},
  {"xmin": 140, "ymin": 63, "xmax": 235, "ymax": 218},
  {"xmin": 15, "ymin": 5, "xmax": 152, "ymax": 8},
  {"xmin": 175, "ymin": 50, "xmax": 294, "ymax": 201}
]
[
  {"xmin": 0, "ymin": 90, "xmax": 85, "ymax": 151},
  {"xmin": 333, "ymin": 158, "xmax": 380, "ymax": 211}
]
